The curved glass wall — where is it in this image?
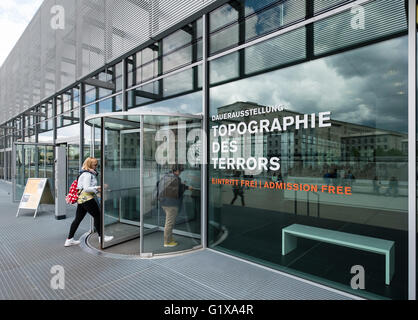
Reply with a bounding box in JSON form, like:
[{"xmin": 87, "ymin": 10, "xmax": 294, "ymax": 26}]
[{"xmin": 86, "ymin": 112, "xmax": 202, "ymax": 256}]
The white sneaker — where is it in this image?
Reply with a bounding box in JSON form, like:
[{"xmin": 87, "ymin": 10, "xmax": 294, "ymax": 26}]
[
  {"xmin": 98, "ymin": 235, "xmax": 114, "ymax": 243},
  {"xmin": 65, "ymin": 238, "xmax": 80, "ymax": 247}
]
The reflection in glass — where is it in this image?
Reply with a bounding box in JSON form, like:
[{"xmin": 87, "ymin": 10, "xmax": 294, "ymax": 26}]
[
  {"xmin": 142, "ymin": 115, "xmax": 202, "ymax": 254},
  {"xmin": 128, "ymin": 68, "xmax": 202, "ymax": 111},
  {"xmin": 68, "ymin": 144, "xmax": 80, "ymax": 190},
  {"xmin": 163, "ymin": 29, "xmax": 192, "ymax": 54},
  {"xmin": 131, "ymin": 91, "xmax": 202, "ymax": 115},
  {"xmin": 163, "ymin": 45, "xmax": 193, "ymax": 74},
  {"xmin": 102, "ymin": 118, "xmax": 141, "ymax": 249},
  {"xmin": 210, "ymin": 52, "xmax": 239, "ymax": 85},
  {"xmin": 208, "ymin": 35, "xmax": 408, "ymax": 300},
  {"xmin": 14, "ymin": 144, "xmax": 55, "ymax": 201},
  {"xmin": 86, "ymin": 114, "xmax": 202, "ymax": 255},
  {"xmin": 245, "ymin": 0, "xmax": 305, "ymax": 41},
  {"xmin": 314, "ymin": 0, "xmax": 407, "ymax": 56}
]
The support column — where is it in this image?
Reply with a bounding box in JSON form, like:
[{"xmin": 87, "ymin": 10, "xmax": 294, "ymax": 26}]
[
  {"xmin": 122, "ymin": 58, "xmax": 128, "ymax": 112},
  {"xmin": 306, "ymin": 0, "xmax": 314, "ymax": 60},
  {"xmin": 80, "ymin": 83, "xmax": 86, "ymax": 168},
  {"xmin": 21, "ymin": 116, "xmax": 25, "ymax": 143},
  {"xmin": 201, "ymin": 14, "xmax": 209, "ymax": 249},
  {"xmin": 52, "ymin": 97, "xmax": 57, "ymax": 145},
  {"xmin": 408, "ymin": 0, "xmax": 417, "ymax": 301}
]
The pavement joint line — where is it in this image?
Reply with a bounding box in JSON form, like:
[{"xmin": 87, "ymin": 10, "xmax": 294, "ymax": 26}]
[
  {"xmin": 3, "ymin": 242, "xmax": 23, "ymax": 270},
  {"xmin": 157, "ymin": 262, "xmax": 236, "ymax": 300},
  {"xmin": 1, "ymin": 254, "xmax": 45, "ymax": 300},
  {"xmin": 67, "ymin": 264, "xmax": 157, "ymax": 300},
  {"xmin": 208, "ymin": 248, "xmax": 362, "ymax": 300}
]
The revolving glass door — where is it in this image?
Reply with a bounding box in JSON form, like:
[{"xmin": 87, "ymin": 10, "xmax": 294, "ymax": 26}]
[{"xmin": 86, "ymin": 113, "xmax": 202, "ymax": 256}]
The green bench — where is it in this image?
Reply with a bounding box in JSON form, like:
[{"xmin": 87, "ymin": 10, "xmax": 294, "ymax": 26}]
[{"xmin": 282, "ymin": 224, "xmax": 395, "ymax": 285}]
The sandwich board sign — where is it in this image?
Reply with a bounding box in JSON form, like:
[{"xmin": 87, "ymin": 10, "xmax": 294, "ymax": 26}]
[{"xmin": 16, "ymin": 178, "xmax": 55, "ymax": 218}]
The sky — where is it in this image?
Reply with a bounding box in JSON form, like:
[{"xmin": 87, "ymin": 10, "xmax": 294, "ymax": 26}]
[{"xmin": 0, "ymin": 0, "xmax": 43, "ymax": 66}]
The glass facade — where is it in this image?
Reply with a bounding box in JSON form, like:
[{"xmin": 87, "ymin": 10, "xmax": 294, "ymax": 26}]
[
  {"xmin": 207, "ymin": 0, "xmax": 410, "ymax": 300},
  {"xmin": 13, "ymin": 143, "xmax": 55, "ymax": 202},
  {"xmin": 0, "ymin": 0, "xmax": 416, "ymax": 300},
  {"xmin": 208, "ymin": 35, "xmax": 408, "ymax": 300}
]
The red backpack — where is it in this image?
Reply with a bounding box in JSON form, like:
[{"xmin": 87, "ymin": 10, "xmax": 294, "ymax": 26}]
[{"xmin": 65, "ymin": 179, "xmax": 80, "ymax": 205}]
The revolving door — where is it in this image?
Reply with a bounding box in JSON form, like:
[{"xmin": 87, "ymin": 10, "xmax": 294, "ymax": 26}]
[{"xmin": 85, "ymin": 112, "xmax": 202, "ymax": 256}]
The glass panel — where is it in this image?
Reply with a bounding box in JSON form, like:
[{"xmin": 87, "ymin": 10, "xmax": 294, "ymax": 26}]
[
  {"xmin": 163, "ymin": 29, "xmax": 192, "ymax": 53},
  {"xmin": 245, "ymin": 0, "xmax": 305, "ymax": 41},
  {"xmin": 130, "ymin": 91, "xmax": 203, "ymax": 115},
  {"xmin": 85, "ymin": 85, "xmax": 96, "ymax": 104},
  {"xmin": 84, "ymin": 120, "xmax": 101, "ymax": 160},
  {"xmin": 14, "ymin": 144, "xmax": 55, "ymax": 201},
  {"xmin": 314, "ymin": 0, "xmax": 407, "ymax": 56},
  {"xmin": 314, "ymin": 0, "xmax": 351, "ymax": 13},
  {"xmin": 99, "ymin": 98, "xmax": 113, "ymax": 114},
  {"xmin": 0, "ymin": 151, "xmax": 3, "ymax": 180},
  {"xmin": 57, "ymin": 124, "xmax": 80, "ymax": 141},
  {"xmin": 245, "ymin": 27, "xmax": 306, "ymax": 75},
  {"xmin": 209, "ymin": 0, "xmax": 306, "ymax": 55},
  {"xmin": 208, "ymin": 34, "xmax": 408, "ymax": 300},
  {"xmin": 141, "ymin": 61, "xmax": 159, "ymax": 82},
  {"xmin": 102, "ymin": 117, "xmax": 141, "ymax": 249},
  {"xmin": 38, "ymin": 146, "xmax": 46, "ymax": 179},
  {"xmin": 127, "ymin": 67, "xmax": 201, "ymax": 111},
  {"xmin": 39, "ymin": 130, "xmax": 54, "ymax": 143},
  {"xmin": 210, "ymin": 51, "xmax": 239, "ymax": 85},
  {"xmin": 24, "ymin": 145, "xmax": 32, "ymax": 184},
  {"xmin": 142, "ymin": 115, "xmax": 202, "ymax": 255},
  {"xmin": 163, "ymin": 45, "xmax": 193, "ymax": 73},
  {"xmin": 162, "ymin": 68, "xmax": 194, "ymax": 97},
  {"xmin": 68, "ymin": 144, "xmax": 80, "ymax": 190},
  {"xmin": 85, "ymin": 104, "xmax": 97, "ymax": 117},
  {"xmin": 8, "ymin": 151, "xmax": 12, "ymax": 181},
  {"xmin": 210, "ymin": 3, "xmax": 238, "ymax": 32},
  {"xmin": 45, "ymin": 145, "xmax": 55, "ymax": 197},
  {"xmin": 15, "ymin": 145, "xmax": 25, "ymax": 201},
  {"xmin": 210, "ymin": 24, "xmax": 239, "ymax": 55}
]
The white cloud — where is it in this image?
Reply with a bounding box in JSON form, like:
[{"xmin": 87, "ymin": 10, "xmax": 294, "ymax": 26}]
[{"xmin": 0, "ymin": 0, "xmax": 43, "ymax": 66}]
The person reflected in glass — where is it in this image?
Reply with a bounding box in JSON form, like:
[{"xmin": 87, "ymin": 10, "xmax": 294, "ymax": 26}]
[
  {"xmin": 344, "ymin": 170, "xmax": 356, "ymax": 188},
  {"xmin": 373, "ymin": 176, "xmax": 381, "ymax": 195},
  {"xmin": 65, "ymin": 157, "xmax": 114, "ymax": 247},
  {"xmin": 384, "ymin": 176, "xmax": 399, "ymax": 197},
  {"xmin": 158, "ymin": 164, "xmax": 192, "ymax": 248},
  {"xmin": 230, "ymin": 170, "xmax": 245, "ymax": 207},
  {"xmin": 330, "ymin": 168, "xmax": 338, "ymax": 186},
  {"xmin": 323, "ymin": 170, "xmax": 331, "ymax": 186},
  {"xmin": 272, "ymin": 171, "xmax": 284, "ymax": 183}
]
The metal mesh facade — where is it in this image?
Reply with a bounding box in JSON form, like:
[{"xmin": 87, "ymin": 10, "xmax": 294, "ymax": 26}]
[{"xmin": 0, "ymin": 0, "xmax": 219, "ymax": 124}]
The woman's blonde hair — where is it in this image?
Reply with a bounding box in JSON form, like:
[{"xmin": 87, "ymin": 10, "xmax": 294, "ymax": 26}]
[{"xmin": 82, "ymin": 157, "xmax": 98, "ymax": 171}]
